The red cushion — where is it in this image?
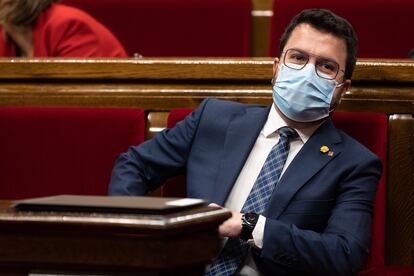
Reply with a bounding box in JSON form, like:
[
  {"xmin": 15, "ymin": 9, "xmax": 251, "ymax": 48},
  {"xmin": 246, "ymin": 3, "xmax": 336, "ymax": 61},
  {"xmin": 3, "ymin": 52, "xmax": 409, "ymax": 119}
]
[
  {"xmin": 166, "ymin": 108, "xmax": 194, "ymax": 130},
  {"xmin": 332, "ymin": 112, "xmax": 388, "ymax": 269},
  {"xmin": 359, "ymin": 266, "xmax": 414, "ymax": 276},
  {"xmin": 268, "ymin": 0, "xmax": 414, "ymax": 58},
  {"xmin": 61, "ymin": 0, "xmax": 251, "ymax": 57},
  {"xmin": 0, "ymin": 107, "xmax": 145, "ymax": 199},
  {"xmin": 160, "ymin": 108, "xmax": 194, "ymax": 197}
]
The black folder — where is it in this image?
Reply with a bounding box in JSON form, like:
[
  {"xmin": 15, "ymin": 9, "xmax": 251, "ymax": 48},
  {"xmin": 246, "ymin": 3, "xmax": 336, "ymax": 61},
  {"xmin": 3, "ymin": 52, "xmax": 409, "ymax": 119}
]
[{"xmin": 13, "ymin": 195, "xmax": 206, "ymax": 214}]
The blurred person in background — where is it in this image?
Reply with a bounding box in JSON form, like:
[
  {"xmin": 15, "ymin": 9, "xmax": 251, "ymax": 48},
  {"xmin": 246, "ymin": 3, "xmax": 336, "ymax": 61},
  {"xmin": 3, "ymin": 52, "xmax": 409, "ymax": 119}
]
[{"xmin": 0, "ymin": 0, "xmax": 127, "ymax": 57}]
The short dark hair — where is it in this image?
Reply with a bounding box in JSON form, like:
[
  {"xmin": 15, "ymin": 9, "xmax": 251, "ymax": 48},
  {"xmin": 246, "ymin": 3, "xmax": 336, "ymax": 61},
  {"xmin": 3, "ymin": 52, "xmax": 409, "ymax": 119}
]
[{"xmin": 279, "ymin": 9, "xmax": 358, "ymax": 80}]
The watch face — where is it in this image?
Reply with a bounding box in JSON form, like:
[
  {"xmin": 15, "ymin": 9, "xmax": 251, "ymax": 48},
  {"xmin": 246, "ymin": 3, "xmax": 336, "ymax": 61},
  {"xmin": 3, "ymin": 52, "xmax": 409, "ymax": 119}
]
[{"xmin": 244, "ymin": 213, "xmax": 258, "ymax": 224}]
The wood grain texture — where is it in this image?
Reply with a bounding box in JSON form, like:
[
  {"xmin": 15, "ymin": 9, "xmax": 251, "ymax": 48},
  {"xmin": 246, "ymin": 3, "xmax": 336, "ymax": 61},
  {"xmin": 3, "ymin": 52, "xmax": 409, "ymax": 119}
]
[
  {"xmin": 251, "ymin": 12, "xmax": 272, "ymax": 57},
  {"xmin": 0, "ymin": 59, "xmax": 412, "ymax": 115},
  {"xmin": 0, "ymin": 58, "xmax": 413, "ymax": 82},
  {"xmin": 252, "ymin": 0, "xmax": 273, "ymax": 10},
  {"xmin": 387, "ymin": 115, "xmax": 414, "ymax": 266},
  {"xmin": 0, "ymin": 200, "xmax": 231, "ymax": 274},
  {"xmin": 0, "ymin": 58, "xmax": 273, "ymax": 80},
  {"xmin": 147, "ymin": 111, "xmax": 169, "ymax": 139}
]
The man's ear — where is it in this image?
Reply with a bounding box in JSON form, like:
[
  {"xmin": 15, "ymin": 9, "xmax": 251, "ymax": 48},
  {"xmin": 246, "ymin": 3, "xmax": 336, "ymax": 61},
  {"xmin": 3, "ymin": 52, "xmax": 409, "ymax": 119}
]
[
  {"xmin": 342, "ymin": 79, "xmax": 351, "ymax": 97},
  {"xmin": 273, "ymin": 57, "xmax": 279, "ymax": 75},
  {"xmin": 332, "ymin": 79, "xmax": 351, "ymax": 109},
  {"xmin": 271, "ymin": 58, "xmax": 280, "ymax": 85}
]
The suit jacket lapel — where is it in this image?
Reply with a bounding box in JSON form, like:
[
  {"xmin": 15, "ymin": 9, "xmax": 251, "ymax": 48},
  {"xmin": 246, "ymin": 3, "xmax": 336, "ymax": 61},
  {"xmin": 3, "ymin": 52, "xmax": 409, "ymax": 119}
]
[
  {"xmin": 212, "ymin": 106, "xmax": 270, "ymax": 205},
  {"xmin": 264, "ymin": 118, "xmax": 343, "ymax": 218}
]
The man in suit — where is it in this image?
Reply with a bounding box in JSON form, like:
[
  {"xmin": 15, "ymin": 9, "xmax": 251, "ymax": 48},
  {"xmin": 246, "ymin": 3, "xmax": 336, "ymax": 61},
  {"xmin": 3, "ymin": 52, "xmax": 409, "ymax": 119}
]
[{"xmin": 109, "ymin": 9, "xmax": 381, "ymax": 276}]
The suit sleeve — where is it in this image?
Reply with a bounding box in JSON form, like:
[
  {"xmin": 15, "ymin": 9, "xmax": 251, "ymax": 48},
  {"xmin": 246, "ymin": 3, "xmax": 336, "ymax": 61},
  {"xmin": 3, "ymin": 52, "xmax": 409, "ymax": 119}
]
[
  {"xmin": 108, "ymin": 99, "xmax": 210, "ymax": 195},
  {"xmin": 256, "ymin": 155, "xmax": 381, "ymax": 276}
]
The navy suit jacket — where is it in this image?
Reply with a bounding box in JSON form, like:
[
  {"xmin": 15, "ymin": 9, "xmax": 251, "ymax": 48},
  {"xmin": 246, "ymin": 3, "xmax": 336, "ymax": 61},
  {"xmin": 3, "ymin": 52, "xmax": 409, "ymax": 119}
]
[{"xmin": 109, "ymin": 98, "xmax": 381, "ymax": 276}]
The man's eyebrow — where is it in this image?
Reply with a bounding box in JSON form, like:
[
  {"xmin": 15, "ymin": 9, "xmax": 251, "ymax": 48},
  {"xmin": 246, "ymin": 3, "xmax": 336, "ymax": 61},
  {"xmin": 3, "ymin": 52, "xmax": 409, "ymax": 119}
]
[
  {"xmin": 318, "ymin": 56, "xmax": 340, "ymax": 64},
  {"xmin": 291, "ymin": 48, "xmax": 340, "ymax": 64}
]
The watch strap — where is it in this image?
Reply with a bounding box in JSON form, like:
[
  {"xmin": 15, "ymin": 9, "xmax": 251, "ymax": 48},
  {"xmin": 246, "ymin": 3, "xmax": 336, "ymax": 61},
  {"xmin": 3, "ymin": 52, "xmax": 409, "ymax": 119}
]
[{"xmin": 240, "ymin": 213, "xmax": 259, "ymax": 241}]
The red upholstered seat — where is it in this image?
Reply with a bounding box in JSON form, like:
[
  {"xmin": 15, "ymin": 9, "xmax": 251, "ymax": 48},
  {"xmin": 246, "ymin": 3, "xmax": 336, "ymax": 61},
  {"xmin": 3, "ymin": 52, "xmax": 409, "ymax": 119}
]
[
  {"xmin": 360, "ymin": 266, "xmax": 414, "ymax": 276},
  {"xmin": 331, "ymin": 112, "xmax": 387, "ymax": 271},
  {"xmin": 0, "ymin": 107, "xmax": 145, "ymax": 199},
  {"xmin": 163, "ymin": 108, "xmax": 414, "ymax": 274},
  {"xmin": 160, "ymin": 109, "xmax": 194, "ymax": 198},
  {"xmin": 268, "ymin": 0, "xmax": 414, "ymax": 58},
  {"xmin": 334, "ymin": 114, "xmax": 413, "ymax": 276},
  {"xmin": 61, "ymin": 0, "xmax": 251, "ymax": 57}
]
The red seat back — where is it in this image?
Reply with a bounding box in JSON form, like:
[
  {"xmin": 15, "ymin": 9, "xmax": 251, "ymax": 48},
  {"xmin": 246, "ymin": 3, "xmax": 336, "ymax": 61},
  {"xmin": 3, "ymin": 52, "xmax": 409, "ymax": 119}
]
[
  {"xmin": 160, "ymin": 108, "xmax": 194, "ymax": 198},
  {"xmin": 0, "ymin": 107, "xmax": 145, "ymax": 199},
  {"xmin": 332, "ymin": 112, "xmax": 387, "ymax": 269},
  {"xmin": 268, "ymin": 0, "xmax": 414, "ymax": 58},
  {"xmin": 61, "ymin": 0, "xmax": 251, "ymax": 57},
  {"xmin": 164, "ymin": 109, "xmax": 387, "ymax": 270}
]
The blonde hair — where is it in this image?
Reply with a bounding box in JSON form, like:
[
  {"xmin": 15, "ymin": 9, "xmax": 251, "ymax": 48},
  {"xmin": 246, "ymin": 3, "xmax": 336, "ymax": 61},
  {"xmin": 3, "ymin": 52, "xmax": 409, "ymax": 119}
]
[{"xmin": 0, "ymin": 0, "xmax": 59, "ymax": 26}]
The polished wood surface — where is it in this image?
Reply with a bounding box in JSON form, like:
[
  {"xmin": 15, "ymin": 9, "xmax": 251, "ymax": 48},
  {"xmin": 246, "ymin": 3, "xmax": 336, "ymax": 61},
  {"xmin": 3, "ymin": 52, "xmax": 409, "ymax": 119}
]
[
  {"xmin": 0, "ymin": 58, "xmax": 413, "ymax": 81},
  {"xmin": 0, "ymin": 59, "xmax": 412, "ymax": 113},
  {"xmin": 0, "ymin": 57, "xmax": 413, "ymax": 267},
  {"xmin": 251, "ymin": 0, "xmax": 273, "ymax": 57},
  {"xmin": 387, "ymin": 115, "xmax": 414, "ymax": 266},
  {"xmin": 0, "ymin": 200, "xmax": 231, "ymax": 275}
]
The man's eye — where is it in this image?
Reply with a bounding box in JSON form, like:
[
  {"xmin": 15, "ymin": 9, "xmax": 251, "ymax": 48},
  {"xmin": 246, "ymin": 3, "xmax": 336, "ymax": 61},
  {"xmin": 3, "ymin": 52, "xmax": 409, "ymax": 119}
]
[
  {"xmin": 319, "ymin": 62, "xmax": 336, "ymax": 72},
  {"xmin": 293, "ymin": 55, "xmax": 305, "ymax": 61}
]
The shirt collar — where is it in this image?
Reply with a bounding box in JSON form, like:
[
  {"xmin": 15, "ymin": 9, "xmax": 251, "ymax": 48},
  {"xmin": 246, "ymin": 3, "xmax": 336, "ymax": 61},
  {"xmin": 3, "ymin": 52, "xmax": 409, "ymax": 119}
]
[{"xmin": 263, "ymin": 104, "xmax": 321, "ymax": 143}]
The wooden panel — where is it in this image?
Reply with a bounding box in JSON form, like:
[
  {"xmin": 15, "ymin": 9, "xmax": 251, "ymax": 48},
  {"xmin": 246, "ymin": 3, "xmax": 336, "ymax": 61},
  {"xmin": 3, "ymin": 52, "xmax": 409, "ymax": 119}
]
[
  {"xmin": 251, "ymin": 12, "xmax": 272, "ymax": 57},
  {"xmin": 387, "ymin": 114, "xmax": 414, "ymax": 266},
  {"xmin": 0, "ymin": 85, "xmax": 412, "ymax": 115},
  {"xmin": 251, "ymin": 0, "xmax": 273, "ymax": 57},
  {"xmin": 0, "ymin": 58, "xmax": 273, "ymax": 81},
  {"xmin": 147, "ymin": 111, "xmax": 169, "ymax": 139},
  {"xmin": 252, "ymin": 0, "xmax": 273, "ymax": 10},
  {"xmin": 0, "ymin": 200, "xmax": 231, "ymax": 274},
  {"xmin": 0, "ymin": 58, "xmax": 413, "ymax": 82}
]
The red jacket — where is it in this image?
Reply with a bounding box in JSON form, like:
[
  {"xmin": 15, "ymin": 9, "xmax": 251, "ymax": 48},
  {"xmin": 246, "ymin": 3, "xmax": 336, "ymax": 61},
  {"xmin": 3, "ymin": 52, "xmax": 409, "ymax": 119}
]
[{"xmin": 0, "ymin": 4, "xmax": 127, "ymax": 57}]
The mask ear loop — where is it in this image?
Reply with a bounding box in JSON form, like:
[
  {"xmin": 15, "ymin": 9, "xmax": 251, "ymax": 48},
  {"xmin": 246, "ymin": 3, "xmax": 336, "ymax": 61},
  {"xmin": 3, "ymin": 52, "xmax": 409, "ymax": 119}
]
[
  {"xmin": 336, "ymin": 82, "xmax": 346, "ymax": 88},
  {"xmin": 271, "ymin": 62, "xmax": 284, "ymax": 86},
  {"xmin": 328, "ymin": 81, "xmax": 347, "ymax": 114},
  {"xmin": 271, "ymin": 71, "xmax": 277, "ymax": 86}
]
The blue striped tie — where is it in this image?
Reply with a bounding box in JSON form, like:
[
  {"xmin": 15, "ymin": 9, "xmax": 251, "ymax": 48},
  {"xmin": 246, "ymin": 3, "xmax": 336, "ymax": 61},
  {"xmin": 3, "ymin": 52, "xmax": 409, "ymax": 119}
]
[{"xmin": 206, "ymin": 126, "xmax": 298, "ymax": 275}]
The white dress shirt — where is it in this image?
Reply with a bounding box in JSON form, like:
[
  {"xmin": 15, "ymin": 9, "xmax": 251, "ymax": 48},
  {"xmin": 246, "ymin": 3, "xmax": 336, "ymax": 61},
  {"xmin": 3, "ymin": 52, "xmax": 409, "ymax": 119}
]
[{"xmin": 223, "ymin": 104, "xmax": 320, "ymax": 275}]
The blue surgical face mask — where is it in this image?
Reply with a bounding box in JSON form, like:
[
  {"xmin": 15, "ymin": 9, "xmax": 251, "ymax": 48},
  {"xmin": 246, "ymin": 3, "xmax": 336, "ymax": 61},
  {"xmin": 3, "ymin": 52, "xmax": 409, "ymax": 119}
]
[{"xmin": 272, "ymin": 63, "xmax": 343, "ymax": 122}]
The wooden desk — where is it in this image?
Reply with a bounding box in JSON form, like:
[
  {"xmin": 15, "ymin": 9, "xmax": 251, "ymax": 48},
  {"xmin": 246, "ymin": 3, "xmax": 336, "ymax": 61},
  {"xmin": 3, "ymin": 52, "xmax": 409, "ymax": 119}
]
[{"xmin": 0, "ymin": 200, "xmax": 231, "ymax": 275}]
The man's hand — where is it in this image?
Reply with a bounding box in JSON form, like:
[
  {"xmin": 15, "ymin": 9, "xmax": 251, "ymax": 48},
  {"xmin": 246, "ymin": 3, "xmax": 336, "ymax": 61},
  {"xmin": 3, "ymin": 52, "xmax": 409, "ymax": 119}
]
[{"xmin": 209, "ymin": 203, "xmax": 243, "ymax": 238}]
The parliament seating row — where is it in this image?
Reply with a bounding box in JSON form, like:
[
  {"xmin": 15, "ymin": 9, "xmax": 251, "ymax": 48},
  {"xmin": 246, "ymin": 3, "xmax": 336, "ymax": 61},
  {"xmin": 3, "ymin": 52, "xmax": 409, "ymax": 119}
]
[
  {"xmin": 0, "ymin": 58, "xmax": 412, "ymax": 271},
  {"xmin": 0, "ymin": 107, "xmax": 145, "ymax": 199},
  {"xmin": 60, "ymin": 0, "xmax": 414, "ymax": 58},
  {"xmin": 0, "ymin": 106, "xmax": 411, "ymax": 275},
  {"xmin": 61, "ymin": 0, "xmax": 252, "ymax": 57}
]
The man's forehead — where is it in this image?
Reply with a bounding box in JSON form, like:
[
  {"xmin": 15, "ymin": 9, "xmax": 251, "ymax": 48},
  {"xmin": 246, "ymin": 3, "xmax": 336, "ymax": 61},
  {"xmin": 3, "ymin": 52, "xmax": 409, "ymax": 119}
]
[{"xmin": 284, "ymin": 24, "xmax": 347, "ymax": 67}]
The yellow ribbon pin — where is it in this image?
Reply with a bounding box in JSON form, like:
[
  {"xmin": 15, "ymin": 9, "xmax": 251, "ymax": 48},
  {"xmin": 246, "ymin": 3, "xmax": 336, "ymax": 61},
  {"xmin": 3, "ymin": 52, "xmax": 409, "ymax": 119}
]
[{"xmin": 320, "ymin": 146, "xmax": 329, "ymax": 153}]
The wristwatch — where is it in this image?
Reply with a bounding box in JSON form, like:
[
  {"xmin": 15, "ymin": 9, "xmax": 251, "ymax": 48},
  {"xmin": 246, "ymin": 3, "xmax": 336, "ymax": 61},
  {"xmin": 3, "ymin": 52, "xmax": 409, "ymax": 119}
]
[{"xmin": 240, "ymin": 213, "xmax": 259, "ymax": 241}]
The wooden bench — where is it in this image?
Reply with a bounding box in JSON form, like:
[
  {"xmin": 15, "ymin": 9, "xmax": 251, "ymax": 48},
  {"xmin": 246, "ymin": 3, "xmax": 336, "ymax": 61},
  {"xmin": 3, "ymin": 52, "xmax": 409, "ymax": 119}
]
[{"xmin": 0, "ymin": 57, "xmax": 413, "ymax": 267}]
